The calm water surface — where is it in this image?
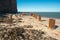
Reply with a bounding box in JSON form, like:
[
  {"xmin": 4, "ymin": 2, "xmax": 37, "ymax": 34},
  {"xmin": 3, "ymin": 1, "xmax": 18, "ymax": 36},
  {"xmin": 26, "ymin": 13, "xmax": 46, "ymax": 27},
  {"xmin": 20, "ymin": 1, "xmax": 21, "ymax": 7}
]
[{"xmin": 18, "ymin": 12, "xmax": 60, "ymax": 19}]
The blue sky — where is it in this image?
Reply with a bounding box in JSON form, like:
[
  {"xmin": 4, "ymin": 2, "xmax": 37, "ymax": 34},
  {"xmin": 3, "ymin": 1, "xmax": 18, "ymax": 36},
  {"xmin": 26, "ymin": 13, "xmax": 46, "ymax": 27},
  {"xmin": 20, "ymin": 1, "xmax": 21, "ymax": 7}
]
[{"xmin": 17, "ymin": 0, "xmax": 60, "ymax": 12}]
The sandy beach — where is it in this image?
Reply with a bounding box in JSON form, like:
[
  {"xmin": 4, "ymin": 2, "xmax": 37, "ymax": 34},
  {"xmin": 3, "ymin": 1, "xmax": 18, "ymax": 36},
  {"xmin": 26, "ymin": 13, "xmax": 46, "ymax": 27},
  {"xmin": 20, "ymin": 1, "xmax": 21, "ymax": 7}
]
[
  {"xmin": 12, "ymin": 14, "xmax": 60, "ymax": 40},
  {"xmin": 0, "ymin": 14, "xmax": 60, "ymax": 40}
]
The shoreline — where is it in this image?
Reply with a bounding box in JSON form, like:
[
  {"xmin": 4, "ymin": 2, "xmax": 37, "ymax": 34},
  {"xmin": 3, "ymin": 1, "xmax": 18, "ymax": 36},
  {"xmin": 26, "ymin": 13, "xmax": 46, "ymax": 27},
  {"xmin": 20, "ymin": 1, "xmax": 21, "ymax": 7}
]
[
  {"xmin": 41, "ymin": 16, "xmax": 60, "ymax": 19},
  {"xmin": 18, "ymin": 12, "xmax": 60, "ymax": 19}
]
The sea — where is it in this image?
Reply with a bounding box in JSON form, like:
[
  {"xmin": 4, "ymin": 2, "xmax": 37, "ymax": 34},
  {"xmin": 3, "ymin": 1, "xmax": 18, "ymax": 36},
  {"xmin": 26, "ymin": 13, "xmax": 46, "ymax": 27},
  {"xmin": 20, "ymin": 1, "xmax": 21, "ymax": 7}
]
[{"xmin": 18, "ymin": 12, "xmax": 60, "ymax": 19}]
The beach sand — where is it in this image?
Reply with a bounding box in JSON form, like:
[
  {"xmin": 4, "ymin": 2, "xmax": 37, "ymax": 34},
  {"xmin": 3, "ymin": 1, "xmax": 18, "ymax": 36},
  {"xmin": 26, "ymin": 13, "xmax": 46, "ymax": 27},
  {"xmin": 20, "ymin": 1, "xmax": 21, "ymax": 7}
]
[
  {"xmin": 0, "ymin": 14, "xmax": 60, "ymax": 40},
  {"xmin": 14, "ymin": 15, "xmax": 60, "ymax": 40}
]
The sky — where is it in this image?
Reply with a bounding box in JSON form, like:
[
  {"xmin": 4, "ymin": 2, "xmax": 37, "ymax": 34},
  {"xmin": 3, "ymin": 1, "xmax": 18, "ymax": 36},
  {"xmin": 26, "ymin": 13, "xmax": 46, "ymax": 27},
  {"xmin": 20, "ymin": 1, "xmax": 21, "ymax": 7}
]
[{"xmin": 17, "ymin": 0, "xmax": 60, "ymax": 12}]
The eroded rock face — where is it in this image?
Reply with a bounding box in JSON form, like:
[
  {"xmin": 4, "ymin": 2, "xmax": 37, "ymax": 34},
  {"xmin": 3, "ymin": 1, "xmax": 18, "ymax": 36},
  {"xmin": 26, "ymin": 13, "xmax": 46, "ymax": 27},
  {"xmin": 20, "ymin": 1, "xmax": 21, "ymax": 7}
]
[{"xmin": 0, "ymin": 27, "xmax": 57, "ymax": 40}]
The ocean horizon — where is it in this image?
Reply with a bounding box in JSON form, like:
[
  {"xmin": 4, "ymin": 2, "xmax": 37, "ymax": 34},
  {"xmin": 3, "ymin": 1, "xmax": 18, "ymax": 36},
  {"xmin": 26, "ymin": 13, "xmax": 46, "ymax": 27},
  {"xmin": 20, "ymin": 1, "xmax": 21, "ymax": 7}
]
[{"xmin": 18, "ymin": 12, "xmax": 60, "ymax": 19}]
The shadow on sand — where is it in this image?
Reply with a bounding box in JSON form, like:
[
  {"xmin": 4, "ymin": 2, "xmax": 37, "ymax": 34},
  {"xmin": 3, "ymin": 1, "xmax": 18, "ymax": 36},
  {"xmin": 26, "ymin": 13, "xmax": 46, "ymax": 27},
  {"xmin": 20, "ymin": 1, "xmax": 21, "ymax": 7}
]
[{"xmin": 54, "ymin": 25, "xmax": 59, "ymax": 29}]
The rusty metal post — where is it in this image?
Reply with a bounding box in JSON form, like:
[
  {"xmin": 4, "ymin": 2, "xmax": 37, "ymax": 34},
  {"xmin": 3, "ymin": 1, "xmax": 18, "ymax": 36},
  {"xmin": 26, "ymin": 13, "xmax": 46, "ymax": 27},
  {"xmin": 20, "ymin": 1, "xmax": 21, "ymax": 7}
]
[
  {"xmin": 30, "ymin": 13, "xmax": 33, "ymax": 16},
  {"xmin": 8, "ymin": 14, "xmax": 12, "ymax": 24},
  {"xmin": 30, "ymin": 13, "xmax": 35, "ymax": 17},
  {"xmin": 21, "ymin": 13, "xmax": 26, "ymax": 16},
  {"xmin": 30, "ymin": 13, "xmax": 36, "ymax": 18},
  {"xmin": 49, "ymin": 19, "xmax": 55, "ymax": 29},
  {"xmin": 37, "ymin": 15, "xmax": 41, "ymax": 21},
  {"xmin": 33, "ymin": 14, "xmax": 35, "ymax": 17}
]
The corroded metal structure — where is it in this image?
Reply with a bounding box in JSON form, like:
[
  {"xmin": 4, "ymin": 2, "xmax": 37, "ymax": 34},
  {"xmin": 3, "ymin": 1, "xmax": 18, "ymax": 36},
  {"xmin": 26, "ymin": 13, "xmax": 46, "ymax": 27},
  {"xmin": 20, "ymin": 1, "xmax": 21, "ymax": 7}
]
[
  {"xmin": 49, "ymin": 19, "xmax": 55, "ymax": 29},
  {"xmin": 0, "ymin": 0, "xmax": 17, "ymax": 14}
]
